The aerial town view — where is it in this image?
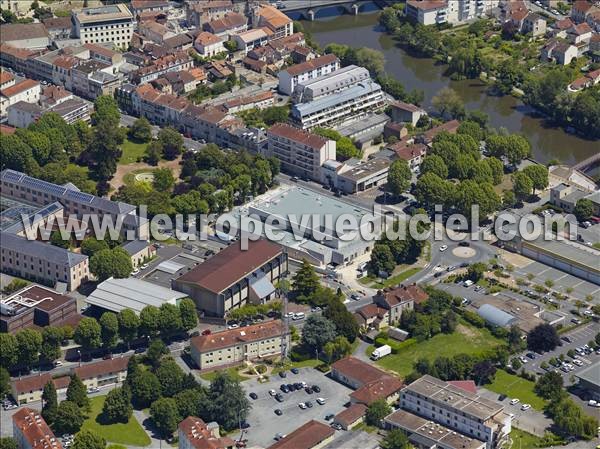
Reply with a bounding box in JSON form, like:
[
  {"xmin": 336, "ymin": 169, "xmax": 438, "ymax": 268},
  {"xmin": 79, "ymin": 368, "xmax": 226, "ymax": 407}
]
[{"xmin": 0, "ymin": 1, "xmax": 599, "ymax": 449}]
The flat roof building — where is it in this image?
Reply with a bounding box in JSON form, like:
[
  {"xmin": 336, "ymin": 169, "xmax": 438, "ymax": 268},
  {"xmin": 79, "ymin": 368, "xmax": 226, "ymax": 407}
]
[
  {"xmin": 292, "ymin": 65, "xmax": 371, "ymax": 103},
  {"xmin": 278, "ymin": 54, "xmax": 340, "ymax": 96},
  {"xmin": 575, "ymin": 359, "xmax": 600, "ymax": 400},
  {"xmin": 190, "ymin": 320, "xmax": 288, "ymax": 371},
  {"xmin": 173, "ymin": 239, "xmax": 286, "ymax": 317},
  {"xmin": 72, "ymin": 4, "xmax": 135, "ymax": 48},
  {"xmin": 291, "ymin": 80, "xmax": 386, "ymax": 129}
]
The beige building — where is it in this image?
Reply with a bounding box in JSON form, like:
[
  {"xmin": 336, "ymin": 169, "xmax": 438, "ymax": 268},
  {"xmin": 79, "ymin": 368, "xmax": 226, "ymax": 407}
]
[
  {"xmin": 266, "ymin": 123, "xmax": 336, "ymax": 182},
  {"xmin": 190, "ymin": 320, "xmax": 288, "ymax": 371},
  {"xmin": 0, "ymin": 78, "xmax": 41, "ymax": 117},
  {"xmin": 11, "ymin": 374, "xmax": 71, "ymax": 405},
  {"xmin": 12, "ymin": 408, "xmax": 62, "ymax": 449},
  {"xmin": 73, "ymin": 4, "xmax": 135, "ymax": 49},
  {"xmin": 266, "ymin": 420, "xmax": 334, "ymax": 449},
  {"xmin": 194, "ymin": 31, "xmax": 226, "ymax": 57}
]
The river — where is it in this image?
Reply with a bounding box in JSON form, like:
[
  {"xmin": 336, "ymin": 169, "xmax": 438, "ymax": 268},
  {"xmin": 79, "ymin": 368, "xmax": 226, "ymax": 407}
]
[{"xmin": 298, "ymin": 10, "xmax": 599, "ymax": 165}]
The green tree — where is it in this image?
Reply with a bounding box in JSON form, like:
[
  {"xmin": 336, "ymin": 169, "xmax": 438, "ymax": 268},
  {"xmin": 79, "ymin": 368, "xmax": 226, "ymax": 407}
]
[
  {"xmin": 522, "ymin": 165, "xmax": 548, "ymax": 195},
  {"xmin": 0, "ymin": 368, "xmax": 10, "ymax": 399},
  {"xmin": 146, "ymin": 339, "xmax": 168, "ymax": 367},
  {"xmin": 512, "ymin": 171, "xmax": 533, "ymax": 201},
  {"xmin": 432, "ymin": 88, "xmax": 465, "ymax": 119},
  {"xmin": 471, "ymin": 361, "xmax": 496, "ymax": 385},
  {"xmin": 102, "ymin": 386, "xmax": 132, "ymax": 423},
  {"xmin": 66, "ymin": 374, "xmax": 89, "ymax": 410},
  {"xmin": 130, "ymin": 370, "xmax": 162, "ymax": 408},
  {"xmin": 420, "ymin": 155, "xmax": 448, "ymax": 179},
  {"xmin": 74, "ymin": 317, "xmax": 102, "ymax": 352},
  {"xmin": 301, "ymin": 315, "xmax": 336, "ymax": 354},
  {"xmin": 179, "ymin": 298, "xmax": 198, "ymax": 331},
  {"xmin": 174, "ymin": 387, "xmax": 208, "ymax": 420},
  {"xmin": 72, "ymin": 430, "xmax": 106, "ymax": 449},
  {"xmin": 81, "ymin": 237, "xmax": 109, "ymax": 256},
  {"xmin": 535, "ymin": 371, "xmax": 563, "ymax": 401},
  {"xmin": 381, "ymin": 429, "xmax": 411, "ymax": 449},
  {"xmin": 323, "ymin": 336, "xmax": 353, "ymax": 363},
  {"xmin": 54, "ymin": 401, "xmax": 85, "ymax": 435},
  {"xmin": 292, "ymin": 260, "xmax": 320, "ymax": 302},
  {"xmin": 100, "ymin": 312, "xmax": 119, "ymax": 350},
  {"xmin": 155, "ymin": 357, "xmax": 185, "ymax": 397},
  {"xmin": 0, "ymin": 437, "xmax": 18, "ymax": 449},
  {"xmin": 145, "ymin": 140, "xmax": 162, "ymax": 165},
  {"xmin": 414, "ymin": 172, "xmax": 454, "ymax": 208},
  {"xmin": 140, "ymin": 305, "xmax": 161, "ymax": 338},
  {"xmin": 324, "ymin": 296, "xmax": 359, "ymax": 343},
  {"xmin": 150, "ymin": 397, "xmax": 180, "ymax": 438},
  {"xmin": 158, "ymin": 127, "xmax": 184, "ymax": 160},
  {"xmin": 527, "ymin": 324, "xmax": 560, "ymax": 353},
  {"xmin": 0, "ymin": 333, "xmax": 18, "ymax": 368},
  {"xmin": 41, "ymin": 381, "xmax": 58, "ymax": 425},
  {"xmin": 573, "ymin": 198, "xmax": 593, "ymax": 222},
  {"xmin": 467, "ymin": 263, "xmax": 487, "ymax": 282},
  {"xmin": 366, "ymin": 399, "xmax": 392, "ymax": 426},
  {"xmin": 90, "ymin": 248, "xmax": 133, "ymax": 281},
  {"xmin": 387, "ymin": 159, "xmax": 412, "ymax": 196},
  {"xmin": 128, "ymin": 117, "xmax": 153, "ymax": 143},
  {"xmin": 153, "ymin": 167, "xmax": 175, "ymax": 191},
  {"xmin": 16, "ymin": 328, "xmax": 42, "ymax": 370},
  {"xmin": 40, "ymin": 326, "xmax": 63, "ymax": 364},
  {"xmin": 50, "ymin": 230, "xmax": 70, "ymax": 249},
  {"xmin": 369, "ymin": 244, "xmax": 396, "ymax": 276},
  {"xmin": 208, "ymin": 372, "xmax": 251, "ymax": 431},
  {"xmin": 117, "ymin": 309, "xmax": 139, "ymax": 348},
  {"xmin": 159, "ymin": 303, "xmax": 183, "ymax": 338}
]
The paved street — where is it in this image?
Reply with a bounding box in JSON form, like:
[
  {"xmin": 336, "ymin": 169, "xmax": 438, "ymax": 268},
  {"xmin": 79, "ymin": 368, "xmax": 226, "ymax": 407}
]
[{"xmin": 233, "ymin": 367, "xmax": 352, "ymax": 448}]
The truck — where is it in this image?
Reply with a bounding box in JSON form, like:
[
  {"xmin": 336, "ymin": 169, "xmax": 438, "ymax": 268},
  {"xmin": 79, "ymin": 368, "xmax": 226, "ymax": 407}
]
[{"xmin": 371, "ymin": 345, "xmax": 392, "ymax": 361}]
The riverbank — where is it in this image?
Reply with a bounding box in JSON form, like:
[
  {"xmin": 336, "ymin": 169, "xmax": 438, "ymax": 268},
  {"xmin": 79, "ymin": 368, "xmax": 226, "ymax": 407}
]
[{"xmin": 301, "ymin": 12, "xmax": 599, "ymax": 165}]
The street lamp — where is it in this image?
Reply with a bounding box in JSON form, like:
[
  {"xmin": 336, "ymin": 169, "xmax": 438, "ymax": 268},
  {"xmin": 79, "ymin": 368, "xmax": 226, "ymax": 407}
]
[{"xmin": 77, "ymin": 350, "xmax": 81, "ymax": 367}]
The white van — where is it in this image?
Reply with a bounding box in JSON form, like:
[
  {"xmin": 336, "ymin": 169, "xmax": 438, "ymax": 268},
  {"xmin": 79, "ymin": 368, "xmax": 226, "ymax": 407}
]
[{"xmin": 293, "ymin": 312, "xmax": 305, "ymax": 321}]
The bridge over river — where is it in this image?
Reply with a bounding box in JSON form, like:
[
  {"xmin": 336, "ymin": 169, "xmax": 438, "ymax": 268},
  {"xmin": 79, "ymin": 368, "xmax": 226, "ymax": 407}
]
[{"xmin": 279, "ymin": 0, "xmax": 392, "ymax": 20}]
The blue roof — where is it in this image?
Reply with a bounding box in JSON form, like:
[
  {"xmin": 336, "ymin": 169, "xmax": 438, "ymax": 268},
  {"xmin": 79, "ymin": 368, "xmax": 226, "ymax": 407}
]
[
  {"xmin": 477, "ymin": 304, "xmax": 517, "ymax": 327},
  {"xmin": 250, "ymin": 275, "xmax": 275, "ymax": 299}
]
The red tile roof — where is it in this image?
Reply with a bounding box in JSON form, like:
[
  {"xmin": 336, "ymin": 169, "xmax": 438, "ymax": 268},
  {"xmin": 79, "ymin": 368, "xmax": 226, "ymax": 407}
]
[
  {"xmin": 178, "ymin": 416, "xmax": 235, "ymax": 449},
  {"xmin": 12, "ymin": 408, "xmax": 62, "ymax": 449},
  {"xmin": 12, "ymin": 373, "xmax": 70, "ymax": 395},
  {"xmin": 406, "ymin": 0, "xmax": 447, "ymax": 11},
  {"xmin": 0, "ymin": 78, "xmax": 39, "ymax": 98},
  {"xmin": 191, "ymin": 320, "xmax": 284, "ymax": 353},
  {"xmin": 0, "ymin": 124, "xmax": 16, "ymax": 135},
  {"xmin": 284, "ymin": 53, "xmax": 338, "ymax": 77},
  {"xmin": 258, "ymin": 4, "xmax": 292, "ymax": 30},
  {"xmin": 392, "ymin": 142, "xmax": 427, "ymax": 162},
  {"xmin": 268, "ymin": 123, "xmax": 329, "ymax": 150},
  {"xmin": 332, "ymin": 356, "xmax": 390, "ymax": 387},
  {"xmin": 573, "ymin": 0, "xmax": 594, "ymax": 13},
  {"xmin": 267, "ymin": 420, "xmax": 334, "ymax": 449},
  {"xmin": 0, "ymin": 71, "xmax": 15, "ymax": 84},
  {"xmin": 334, "ymin": 403, "xmax": 367, "ymax": 427},
  {"xmin": 555, "ymin": 17, "xmax": 574, "ymax": 30},
  {"xmin": 350, "ymin": 376, "xmax": 403, "ymax": 405},
  {"xmin": 391, "ymin": 100, "xmax": 423, "ymax": 113},
  {"xmin": 73, "ymin": 356, "xmax": 129, "ymax": 380},
  {"xmin": 196, "ymin": 31, "xmax": 224, "ymax": 47},
  {"xmin": 571, "ymin": 22, "xmax": 593, "ymax": 34},
  {"xmin": 377, "ymin": 284, "xmax": 429, "ymax": 307},
  {"xmin": 422, "ymin": 119, "xmax": 460, "ymax": 143},
  {"xmin": 175, "ymin": 239, "xmax": 282, "ymax": 293},
  {"xmin": 205, "ymin": 12, "xmax": 247, "ymax": 34}
]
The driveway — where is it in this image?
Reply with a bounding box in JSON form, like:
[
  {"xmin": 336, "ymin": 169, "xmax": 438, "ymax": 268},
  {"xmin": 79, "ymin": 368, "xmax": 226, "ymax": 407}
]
[{"xmin": 233, "ymin": 367, "xmax": 353, "ymax": 448}]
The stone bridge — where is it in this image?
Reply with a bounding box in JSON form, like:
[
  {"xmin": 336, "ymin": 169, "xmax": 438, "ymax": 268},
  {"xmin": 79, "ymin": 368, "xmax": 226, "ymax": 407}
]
[{"xmin": 280, "ymin": 0, "xmax": 391, "ymax": 20}]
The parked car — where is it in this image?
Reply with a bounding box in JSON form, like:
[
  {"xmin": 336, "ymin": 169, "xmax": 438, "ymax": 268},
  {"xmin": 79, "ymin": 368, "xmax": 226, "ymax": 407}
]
[
  {"xmin": 280, "ymin": 384, "xmax": 289, "ymax": 393},
  {"xmin": 275, "ymin": 393, "xmax": 284, "ymax": 402},
  {"xmin": 298, "ymin": 402, "xmax": 307, "ymax": 409},
  {"xmin": 279, "ymin": 371, "xmax": 287, "ymax": 378},
  {"xmin": 305, "ymin": 387, "xmax": 313, "ymax": 394},
  {"xmin": 249, "ymin": 392, "xmax": 258, "ymax": 400},
  {"xmin": 311, "ymin": 385, "xmax": 321, "ymax": 393},
  {"xmin": 269, "ymin": 389, "xmax": 276, "ymax": 396},
  {"xmin": 316, "ymin": 397, "xmax": 326, "ymax": 405},
  {"xmin": 291, "ymin": 368, "xmax": 299, "ymax": 374},
  {"xmin": 305, "ymin": 401, "xmax": 313, "ymax": 408},
  {"xmin": 325, "ymin": 414, "xmax": 335, "ymax": 421},
  {"xmin": 274, "ymin": 433, "xmax": 286, "ymax": 441},
  {"xmin": 439, "ymin": 245, "xmax": 448, "ymax": 252},
  {"xmin": 510, "ymin": 398, "xmax": 520, "ymax": 405},
  {"xmin": 521, "ymin": 404, "xmax": 531, "ymax": 411},
  {"xmin": 201, "ymin": 329, "xmax": 212, "ymax": 336},
  {"xmin": 274, "ymin": 409, "xmax": 283, "ymax": 415}
]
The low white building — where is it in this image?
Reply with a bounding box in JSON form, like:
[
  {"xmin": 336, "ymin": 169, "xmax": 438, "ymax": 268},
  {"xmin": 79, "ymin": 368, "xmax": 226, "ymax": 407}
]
[
  {"xmin": 277, "ymin": 53, "xmax": 340, "ymax": 96},
  {"xmin": 0, "ymin": 78, "xmax": 40, "ymax": 117},
  {"xmin": 194, "ymin": 31, "xmax": 226, "ymax": 57},
  {"xmin": 233, "ymin": 28, "xmax": 269, "ymax": 54}
]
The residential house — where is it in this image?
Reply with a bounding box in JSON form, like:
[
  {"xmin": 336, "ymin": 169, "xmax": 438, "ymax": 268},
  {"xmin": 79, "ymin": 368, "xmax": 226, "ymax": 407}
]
[
  {"xmin": 333, "ymin": 404, "xmax": 368, "ymax": 431},
  {"xmin": 129, "ymin": 0, "xmax": 170, "ymax": 16},
  {"xmin": 569, "ymin": 67, "xmax": 600, "ymax": 90},
  {"xmin": 194, "ymin": 31, "xmax": 226, "ymax": 57},
  {"xmin": 6, "ymin": 101, "xmax": 43, "ymax": 128},
  {"xmin": 391, "ymin": 141, "xmax": 428, "ymax": 173},
  {"xmin": 12, "ymin": 408, "xmax": 62, "ymax": 449},
  {"xmin": 42, "ymin": 16, "xmax": 73, "ymax": 40},
  {"xmin": 568, "ymin": 22, "xmax": 594, "ymax": 54},
  {"xmin": 138, "ymin": 20, "xmax": 175, "ymax": 44},
  {"xmin": 542, "ymin": 39, "xmax": 579, "ymax": 65},
  {"xmin": 190, "ymin": 320, "xmax": 288, "ymax": 371},
  {"xmin": 233, "ymin": 28, "xmax": 269, "ymax": 54},
  {"xmin": 42, "ymin": 85, "xmax": 74, "ymax": 109},
  {"xmin": 204, "ymin": 12, "xmax": 248, "ymax": 38},
  {"xmin": 131, "ymin": 51, "xmax": 193, "ymax": 84},
  {"xmin": 219, "ymin": 90, "xmax": 274, "ymax": 113},
  {"xmin": 390, "ymin": 100, "xmax": 426, "ymax": 126},
  {"xmin": 552, "ymin": 17, "xmax": 575, "ymax": 37},
  {"xmin": 74, "ymin": 356, "xmax": 130, "ymax": 389},
  {"xmin": 523, "ymin": 13, "xmax": 547, "ymax": 36},
  {"xmin": 72, "ymin": 4, "xmax": 135, "ymax": 49},
  {"xmin": 571, "ymin": 0, "xmax": 600, "ymax": 23},
  {"xmin": 186, "ymin": 0, "xmax": 234, "ymax": 28},
  {"xmin": 0, "ymin": 71, "xmax": 15, "ymax": 90},
  {"xmin": 12, "ymin": 374, "xmax": 71, "ymax": 405},
  {"xmin": 0, "ymin": 78, "xmax": 40, "ymax": 117}
]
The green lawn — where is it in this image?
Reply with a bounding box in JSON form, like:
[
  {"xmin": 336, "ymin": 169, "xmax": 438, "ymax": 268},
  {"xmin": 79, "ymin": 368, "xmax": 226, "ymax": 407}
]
[
  {"xmin": 374, "ymin": 323, "xmax": 502, "ymax": 377},
  {"xmin": 119, "ymin": 138, "xmax": 148, "ymax": 164},
  {"xmin": 360, "ymin": 267, "xmax": 422, "ymax": 289},
  {"xmin": 486, "ymin": 370, "xmax": 547, "ymax": 411},
  {"xmin": 199, "ymin": 367, "xmax": 250, "ymax": 382},
  {"xmin": 272, "ymin": 358, "xmax": 322, "ymax": 374},
  {"xmin": 510, "ymin": 428, "xmax": 564, "ymax": 449},
  {"xmin": 80, "ymin": 396, "xmax": 151, "ymax": 447}
]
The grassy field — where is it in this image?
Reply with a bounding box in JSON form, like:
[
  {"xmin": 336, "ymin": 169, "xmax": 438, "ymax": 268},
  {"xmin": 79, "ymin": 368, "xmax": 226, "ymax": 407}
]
[
  {"xmin": 199, "ymin": 367, "xmax": 250, "ymax": 382},
  {"xmin": 486, "ymin": 370, "xmax": 547, "ymax": 410},
  {"xmin": 119, "ymin": 138, "xmax": 149, "ymax": 164},
  {"xmin": 510, "ymin": 428, "xmax": 563, "ymax": 448},
  {"xmin": 359, "ymin": 267, "xmax": 422, "ymax": 289},
  {"xmin": 80, "ymin": 396, "xmax": 151, "ymax": 447},
  {"xmin": 374, "ymin": 323, "xmax": 502, "ymax": 377},
  {"xmin": 272, "ymin": 358, "xmax": 322, "ymax": 374}
]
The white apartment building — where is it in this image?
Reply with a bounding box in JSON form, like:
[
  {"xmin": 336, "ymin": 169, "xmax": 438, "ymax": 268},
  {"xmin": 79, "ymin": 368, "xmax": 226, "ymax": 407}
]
[
  {"xmin": 190, "ymin": 320, "xmax": 288, "ymax": 371},
  {"xmin": 278, "ymin": 53, "xmax": 340, "ymax": 96},
  {"xmin": 0, "ymin": 78, "xmax": 40, "ymax": 117},
  {"xmin": 293, "ymin": 65, "xmax": 371, "ymax": 103},
  {"xmin": 394, "ymin": 375, "xmax": 512, "ymax": 449},
  {"xmin": 265, "ymin": 123, "xmax": 336, "ymax": 181},
  {"xmin": 291, "ymin": 79, "xmax": 386, "ymax": 129},
  {"xmin": 194, "ymin": 31, "xmax": 226, "ymax": 58},
  {"xmin": 72, "ymin": 4, "xmax": 135, "ymax": 49},
  {"xmin": 405, "ymin": 0, "xmax": 498, "ymax": 25}
]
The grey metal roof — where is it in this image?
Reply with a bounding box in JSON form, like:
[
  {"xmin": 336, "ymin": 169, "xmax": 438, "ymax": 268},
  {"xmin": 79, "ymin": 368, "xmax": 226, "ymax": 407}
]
[
  {"xmin": 292, "ymin": 80, "xmax": 382, "ymax": 117},
  {"xmin": 0, "ymin": 232, "xmax": 88, "ymax": 268},
  {"xmin": 121, "ymin": 239, "xmax": 150, "ymax": 255},
  {"xmin": 86, "ymin": 277, "xmax": 188, "ymax": 314},
  {"xmin": 250, "ymin": 275, "xmax": 275, "ymax": 299},
  {"xmin": 477, "ymin": 304, "xmax": 516, "ymax": 327},
  {"xmin": 575, "ymin": 359, "xmax": 599, "ymax": 388},
  {"xmin": 156, "ymin": 260, "xmax": 186, "ymax": 274}
]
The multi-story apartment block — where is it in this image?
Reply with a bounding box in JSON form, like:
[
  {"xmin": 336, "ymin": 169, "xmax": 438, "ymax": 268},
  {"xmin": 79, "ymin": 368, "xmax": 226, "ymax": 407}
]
[
  {"xmin": 186, "ymin": 0, "xmax": 235, "ymax": 28},
  {"xmin": 253, "ymin": 4, "xmax": 294, "ymax": 40},
  {"xmin": 266, "ymin": 123, "xmax": 336, "ymax": 181},
  {"xmin": 278, "ymin": 54, "xmax": 340, "ymax": 96},
  {"xmin": 233, "ymin": 28, "xmax": 270, "ymax": 55},
  {"xmin": 178, "ymin": 417, "xmax": 234, "ymax": 449},
  {"xmin": 173, "ymin": 239, "xmax": 287, "ymax": 317},
  {"xmin": 0, "ymin": 78, "xmax": 40, "ymax": 117},
  {"xmin": 291, "ymin": 79, "xmax": 386, "ymax": 129},
  {"xmin": 389, "ymin": 375, "xmax": 512, "ymax": 449},
  {"xmin": 12, "ymin": 408, "xmax": 62, "ymax": 449},
  {"xmin": 190, "ymin": 320, "xmax": 288, "ymax": 371},
  {"xmin": 131, "ymin": 51, "xmax": 193, "ymax": 84},
  {"xmin": 406, "ymin": 0, "xmax": 498, "ymax": 25},
  {"xmin": 292, "ymin": 65, "xmax": 371, "ymax": 103},
  {"xmin": 72, "ymin": 4, "xmax": 135, "ymax": 49}
]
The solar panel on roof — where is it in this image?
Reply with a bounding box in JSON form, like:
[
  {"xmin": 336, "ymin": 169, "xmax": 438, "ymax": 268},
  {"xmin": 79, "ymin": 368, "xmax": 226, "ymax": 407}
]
[
  {"xmin": 23, "ymin": 177, "xmax": 66, "ymax": 196},
  {"xmin": 2, "ymin": 171, "xmax": 24, "ymax": 182},
  {"xmin": 66, "ymin": 190, "xmax": 94, "ymax": 203}
]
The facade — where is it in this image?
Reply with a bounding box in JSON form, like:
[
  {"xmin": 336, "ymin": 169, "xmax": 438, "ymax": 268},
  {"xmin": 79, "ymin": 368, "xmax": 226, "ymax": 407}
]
[
  {"xmin": 72, "ymin": 4, "xmax": 135, "ymax": 48},
  {"xmin": 334, "ymin": 158, "xmax": 390, "ymax": 194},
  {"xmin": 0, "ymin": 23, "xmax": 50, "ymax": 49},
  {"xmin": 292, "ymin": 65, "xmax": 371, "ymax": 103},
  {"xmin": 0, "ymin": 285, "xmax": 78, "ymax": 334},
  {"xmin": 190, "ymin": 320, "xmax": 288, "ymax": 371},
  {"xmin": 74, "ymin": 356, "xmax": 130, "ymax": 389},
  {"xmin": 173, "ymin": 239, "xmax": 286, "ymax": 317},
  {"xmin": 291, "ymin": 79, "xmax": 386, "ymax": 129},
  {"xmin": 542, "ymin": 39, "xmax": 579, "ymax": 65},
  {"xmin": 333, "ymin": 403, "xmax": 367, "ymax": 431},
  {"xmin": 390, "ymin": 101, "xmax": 426, "ymax": 127},
  {"xmin": 194, "ymin": 31, "xmax": 226, "ymax": 57},
  {"xmin": 278, "ymin": 54, "xmax": 340, "ymax": 96},
  {"xmin": 0, "ymin": 79, "xmax": 41, "ymax": 117},
  {"xmin": 233, "ymin": 28, "xmax": 269, "ymax": 54},
  {"xmin": 523, "ymin": 13, "xmax": 547, "ymax": 36},
  {"xmin": 550, "ymin": 183, "xmax": 591, "ymax": 212},
  {"xmin": 393, "ymin": 375, "xmax": 512, "ymax": 449},
  {"xmin": 254, "ymin": 4, "xmax": 293, "ymax": 40},
  {"xmin": 267, "ymin": 420, "xmax": 334, "ymax": 449},
  {"xmin": 178, "ymin": 417, "xmax": 234, "ymax": 449},
  {"xmin": 406, "ymin": 0, "xmax": 498, "ymax": 25},
  {"xmin": 12, "ymin": 408, "xmax": 62, "ymax": 449},
  {"xmin": 204, "ymin": 12, "xmax": 248, "ymax": 38},
  {"xmin": 391, "ymin": 141, "xmax": 428, "ymax": 173},
  {"xmin": 12, "ymin": 374, "xmax": 70, "ymax": 405},
  {"xmin": 265, "ymin": 123, "xmax": 336, "ymax": 181}
]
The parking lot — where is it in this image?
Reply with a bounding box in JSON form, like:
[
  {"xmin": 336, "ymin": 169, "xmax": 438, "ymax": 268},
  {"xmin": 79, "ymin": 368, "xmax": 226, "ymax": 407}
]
[{"xmin": 236, "ymin": 367, "xmax": 352, "ymax": 448}]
